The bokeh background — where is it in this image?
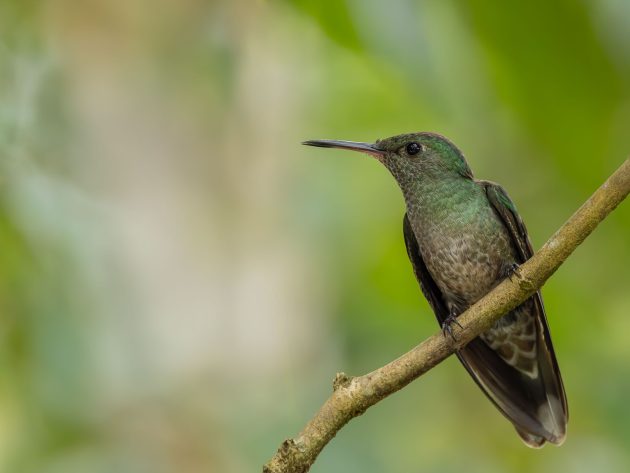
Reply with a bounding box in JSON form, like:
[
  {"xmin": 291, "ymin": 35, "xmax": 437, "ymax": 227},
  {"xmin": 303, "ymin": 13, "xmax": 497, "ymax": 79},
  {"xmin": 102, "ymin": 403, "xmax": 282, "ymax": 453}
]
[{"xmin": 1, "ymin": 1, "xmax": 630, "ymax": 472}]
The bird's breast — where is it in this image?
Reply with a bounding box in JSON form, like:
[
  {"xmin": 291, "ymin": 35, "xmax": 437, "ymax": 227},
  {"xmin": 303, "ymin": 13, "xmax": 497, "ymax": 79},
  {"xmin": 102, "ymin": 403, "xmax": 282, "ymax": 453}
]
[{"xmin": 412, "ymin": 202, "xmax": 515, "ymax": 306}]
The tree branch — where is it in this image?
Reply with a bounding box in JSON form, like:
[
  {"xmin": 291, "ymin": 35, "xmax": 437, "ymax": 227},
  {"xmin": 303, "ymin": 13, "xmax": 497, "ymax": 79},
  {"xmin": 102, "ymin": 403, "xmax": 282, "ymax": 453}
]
[{"xmin": 264, "ymin": 158, "xmax": 630, "ymax": 473}]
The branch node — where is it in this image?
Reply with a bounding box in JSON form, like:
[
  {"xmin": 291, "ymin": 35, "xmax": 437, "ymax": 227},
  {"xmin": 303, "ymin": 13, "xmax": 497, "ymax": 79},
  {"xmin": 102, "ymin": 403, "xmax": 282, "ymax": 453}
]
[
  {"xmin": 281, "ymin": 439, "xmax": 295, "ymax": 453},
  {"xmin": 333, "ymin": 372, "xmax": 353, "ymax": 391},
  {"xmin": 263, "ymin": 439, "xmax": 304, "ymax": 473},
  {"xmin": 516, "ymin": 274, "xmax": 536, "ymax": 292}
]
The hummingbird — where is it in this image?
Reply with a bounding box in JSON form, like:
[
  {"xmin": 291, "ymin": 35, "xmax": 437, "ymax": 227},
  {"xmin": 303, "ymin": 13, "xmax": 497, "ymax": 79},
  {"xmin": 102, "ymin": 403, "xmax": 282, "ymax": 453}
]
[{"xmin": 303, "ymin": 132, "xmax": 568, "ymax": 447}]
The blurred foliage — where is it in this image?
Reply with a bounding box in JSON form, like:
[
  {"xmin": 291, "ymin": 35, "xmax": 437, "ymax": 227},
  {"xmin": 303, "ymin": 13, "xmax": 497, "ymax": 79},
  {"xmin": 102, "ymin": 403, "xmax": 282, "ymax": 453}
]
[{"xmin": 0, "ymin": 0, "xmax": 629, "ymax": 472}]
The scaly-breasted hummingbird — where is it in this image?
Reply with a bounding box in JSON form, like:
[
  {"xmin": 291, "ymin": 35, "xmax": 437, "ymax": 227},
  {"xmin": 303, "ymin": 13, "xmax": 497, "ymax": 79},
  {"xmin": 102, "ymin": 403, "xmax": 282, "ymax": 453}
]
[{"xmin": 303, "ymin": 132, "xmax": 567, "ymax": 447}]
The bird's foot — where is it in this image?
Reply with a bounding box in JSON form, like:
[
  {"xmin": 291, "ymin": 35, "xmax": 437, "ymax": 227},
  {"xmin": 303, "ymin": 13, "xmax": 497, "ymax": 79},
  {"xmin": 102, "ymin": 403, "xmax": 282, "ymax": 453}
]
[
  {"xmin": 503, "ymin": 262, "xmax": 522, "ymax": 282},
  {"xmin": 441, "ymin": 313, "xmax": 463, "ymax": 341}
]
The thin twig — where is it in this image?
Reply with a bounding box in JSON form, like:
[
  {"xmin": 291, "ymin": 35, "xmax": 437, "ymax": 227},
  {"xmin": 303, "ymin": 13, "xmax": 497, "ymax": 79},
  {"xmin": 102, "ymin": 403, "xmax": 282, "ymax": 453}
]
[{"xmin": 264, "ymin": 158, "xmax": 630, "ymax": 473}]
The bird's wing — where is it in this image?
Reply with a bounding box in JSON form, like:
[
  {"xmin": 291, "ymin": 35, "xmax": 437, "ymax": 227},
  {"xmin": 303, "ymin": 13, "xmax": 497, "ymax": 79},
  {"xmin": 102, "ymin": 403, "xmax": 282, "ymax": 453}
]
[
  {"xmin": 403, "ymin": 213, "xmax": 450, "ymax": 320},
  {"xmin": 483, "ymin": 181, "xmax": 568, "ymax": 445},
  {"xmin": 403, "ymin": 204, "xmax": 567, "ymax": 447},
  {"xmin": 482, "ymin": 181, "xmax": 533, "ymax": 260}
]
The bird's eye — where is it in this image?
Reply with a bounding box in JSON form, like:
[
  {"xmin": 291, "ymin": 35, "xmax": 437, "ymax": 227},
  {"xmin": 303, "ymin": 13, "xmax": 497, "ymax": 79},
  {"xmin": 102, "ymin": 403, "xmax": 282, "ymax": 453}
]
[{"xmin": 406, "ymin": 142, "xmax": 422, "ymax": 156}]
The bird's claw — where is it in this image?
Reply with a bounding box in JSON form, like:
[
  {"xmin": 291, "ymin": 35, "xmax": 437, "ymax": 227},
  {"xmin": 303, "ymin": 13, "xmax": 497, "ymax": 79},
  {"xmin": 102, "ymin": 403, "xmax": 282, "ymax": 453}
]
[
  {"xmin": 504, "ymin": 262, "xmax": 522, "ymax": 282},
  {"xmin": 441, "ymin": 314, "xmax": 463, "ymax": 341}
]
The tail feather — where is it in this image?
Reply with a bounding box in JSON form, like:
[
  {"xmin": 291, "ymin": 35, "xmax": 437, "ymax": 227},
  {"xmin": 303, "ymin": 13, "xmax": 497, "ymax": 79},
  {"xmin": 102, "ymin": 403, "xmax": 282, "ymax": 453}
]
[
  {"xmin": 514, "ymin": 427, "xmax": 546, "ymax": 448},
  {"xmin": 455, "ymin": 295, "xmax": 568, "ymax": 446}
]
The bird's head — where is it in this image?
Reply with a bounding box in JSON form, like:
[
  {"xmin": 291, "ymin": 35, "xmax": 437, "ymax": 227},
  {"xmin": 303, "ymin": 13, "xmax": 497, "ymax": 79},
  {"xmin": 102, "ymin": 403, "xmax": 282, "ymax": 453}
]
[{"xmin": 303, "ymin": 132, "xmax": 473, "ymax": 184}]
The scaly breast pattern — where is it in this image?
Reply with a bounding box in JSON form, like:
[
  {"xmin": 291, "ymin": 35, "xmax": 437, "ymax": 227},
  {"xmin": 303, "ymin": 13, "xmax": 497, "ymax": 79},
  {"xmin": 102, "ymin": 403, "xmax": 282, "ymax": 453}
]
[
  {"xmin": 407, "ymin": 182, "xmax": 538, "ymax": 377},
  {"xmin": 409, "ymin": 185, "xmax": 515, "ymax": 308}
]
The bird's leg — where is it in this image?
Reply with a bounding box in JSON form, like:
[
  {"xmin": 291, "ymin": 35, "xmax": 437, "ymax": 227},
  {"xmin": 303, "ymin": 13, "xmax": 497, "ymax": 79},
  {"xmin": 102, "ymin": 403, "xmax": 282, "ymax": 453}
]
[
  {"xmin": 502, "ymin": 262, "xmax": 521, "ymax": 282},
  {"xmin": 441, "ymin": 309, "xmax": 463, "ymax": 341}
]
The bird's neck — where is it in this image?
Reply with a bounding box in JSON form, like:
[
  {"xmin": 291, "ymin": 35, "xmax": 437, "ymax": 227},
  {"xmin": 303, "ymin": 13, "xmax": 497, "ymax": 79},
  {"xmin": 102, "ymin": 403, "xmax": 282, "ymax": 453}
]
[{"xmin": 402, "ymin": 176, "xmax": 483, "ymax": 227}]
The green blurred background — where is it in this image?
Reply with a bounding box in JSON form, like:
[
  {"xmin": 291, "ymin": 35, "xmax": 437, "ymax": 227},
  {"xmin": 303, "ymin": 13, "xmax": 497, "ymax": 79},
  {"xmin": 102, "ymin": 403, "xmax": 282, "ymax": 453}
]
[{"xmin": 1, "ymin": 1, "xmax": 630, "ymax": 472}]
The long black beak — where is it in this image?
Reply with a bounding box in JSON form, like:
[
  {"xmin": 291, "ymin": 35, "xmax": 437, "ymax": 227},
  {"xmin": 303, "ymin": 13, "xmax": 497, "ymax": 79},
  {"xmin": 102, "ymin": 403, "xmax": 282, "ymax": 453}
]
[{"xmin": 302, "ymin": 139, "xmax": 384, "ymax": 158}]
